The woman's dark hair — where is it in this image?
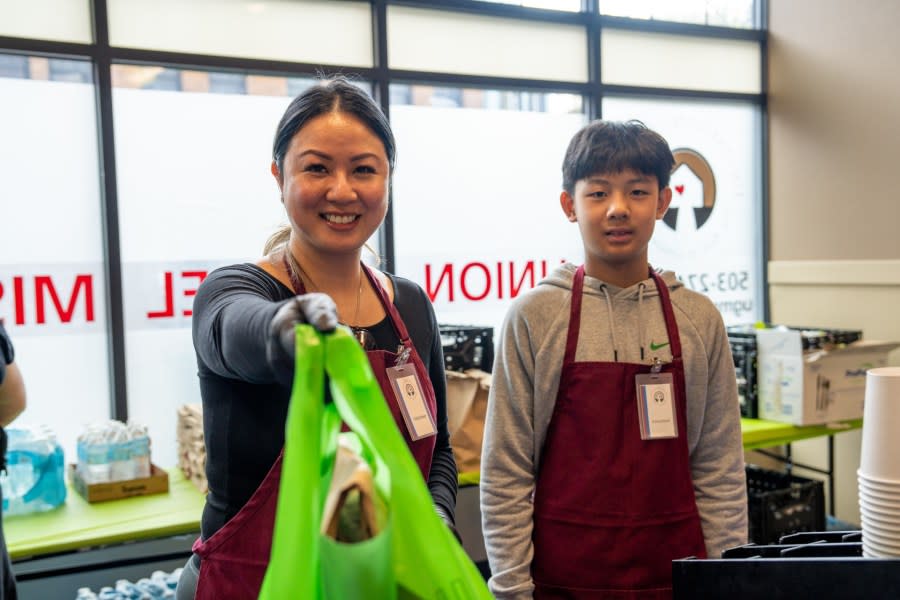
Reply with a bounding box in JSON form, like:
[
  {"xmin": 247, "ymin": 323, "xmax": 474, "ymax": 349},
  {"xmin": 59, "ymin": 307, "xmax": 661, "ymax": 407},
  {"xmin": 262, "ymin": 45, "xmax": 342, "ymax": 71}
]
[
  {"xmin": 562, "ymin": 120, "xmax": 674, "ymax": 194},
  {"xmin": 272, "ymin": 75, "xmax": 396, "ymax": 175}
]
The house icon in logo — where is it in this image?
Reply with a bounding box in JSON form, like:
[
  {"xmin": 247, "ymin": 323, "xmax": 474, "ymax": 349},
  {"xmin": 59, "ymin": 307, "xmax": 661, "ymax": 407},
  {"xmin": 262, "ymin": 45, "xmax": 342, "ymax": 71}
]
[{"xmin": 663, "ymin": 148, "xmax": 717, "ymax": 232}]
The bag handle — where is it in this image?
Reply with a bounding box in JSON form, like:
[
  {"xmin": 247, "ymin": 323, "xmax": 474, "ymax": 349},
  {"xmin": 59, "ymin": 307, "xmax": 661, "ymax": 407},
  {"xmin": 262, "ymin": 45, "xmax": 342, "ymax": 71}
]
[{"xmin": 261, "ymin": 325, "xmax": 326, "ymax": 599}]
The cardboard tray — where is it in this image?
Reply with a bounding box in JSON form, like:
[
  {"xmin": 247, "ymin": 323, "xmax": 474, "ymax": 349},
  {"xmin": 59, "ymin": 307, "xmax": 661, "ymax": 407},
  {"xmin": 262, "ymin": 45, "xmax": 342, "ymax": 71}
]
[{"xmin": 69, "ymin": 463, "xmax": 170, "ymax": 503}]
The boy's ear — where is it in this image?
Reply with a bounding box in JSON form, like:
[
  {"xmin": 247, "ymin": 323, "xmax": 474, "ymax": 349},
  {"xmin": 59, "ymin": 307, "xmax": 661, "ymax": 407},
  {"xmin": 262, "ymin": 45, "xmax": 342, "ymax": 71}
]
[
  {"xmin": 656, "ymin": 186, "xmax": 673, "ymax": 219},
  {"xmin": 560, "ymin": 190, "xmax": 577, "ymax": 222}
]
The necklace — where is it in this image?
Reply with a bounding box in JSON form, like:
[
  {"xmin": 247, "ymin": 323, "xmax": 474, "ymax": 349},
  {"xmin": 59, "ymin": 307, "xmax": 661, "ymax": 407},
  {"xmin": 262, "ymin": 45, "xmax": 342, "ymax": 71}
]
[{"xmin": 284, "ymin": 251, "xmax": 363, "ymax": 327}]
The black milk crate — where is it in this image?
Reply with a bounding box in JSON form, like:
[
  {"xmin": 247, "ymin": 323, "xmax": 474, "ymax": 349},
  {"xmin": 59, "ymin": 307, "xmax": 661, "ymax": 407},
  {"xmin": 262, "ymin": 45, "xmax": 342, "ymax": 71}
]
[
  {"xmin": 439, "ymin": 325, "xmax": 494, "ymax": 373},
  {"xmin": 729, "ymin": 336, "xmax": 759, "ymax": 418},
  {"xmin": 727, "ymin": 325, "xmax": 863, "ymax": 418},
  {"xmin": 746, "ymin": 464, "xmax": 825, "ymax": 545}
]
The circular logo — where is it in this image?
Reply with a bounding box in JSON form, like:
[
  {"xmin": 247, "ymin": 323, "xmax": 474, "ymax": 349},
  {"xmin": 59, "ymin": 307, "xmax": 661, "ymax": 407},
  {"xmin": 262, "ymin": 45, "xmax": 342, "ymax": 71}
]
[
  {"xmin": 664, "ymin": 148, "xmax": 717, "ymax": 232},
  {"xmin": 653, "ymin": 391, "xmax": 665, "ymax": 403}
]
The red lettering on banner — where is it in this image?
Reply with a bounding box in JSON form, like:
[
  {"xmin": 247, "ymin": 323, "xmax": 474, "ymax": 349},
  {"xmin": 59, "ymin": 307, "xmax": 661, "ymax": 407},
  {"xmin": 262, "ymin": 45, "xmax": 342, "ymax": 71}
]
[
  {"xmin": 460, "ymin": 262, "xmax": 491, "ymax": 301},
  {"xmin": 34, "ymin": 275, "xmax": 95, "ymax": 324},
  {"xmin": 13, "ymin": 277, "xmax": 25, "ymax": 325},
  {"xmin": 509, "ymin": 261, "xmax": 537, "ymax": 298},
  {"xmin": 180, "ymin": 271, "xmax": 208, "ymax": 317},
  {"xmin": 425, "ymin": 264, "xmax": 454, "ymax": 303},
  {"xmin": 147, "ymin": 271, "xmax": 175, "ymax": 319},
  {"xmin": 424, "ymin": 259, "xmax": 567, "ymax": 303}
]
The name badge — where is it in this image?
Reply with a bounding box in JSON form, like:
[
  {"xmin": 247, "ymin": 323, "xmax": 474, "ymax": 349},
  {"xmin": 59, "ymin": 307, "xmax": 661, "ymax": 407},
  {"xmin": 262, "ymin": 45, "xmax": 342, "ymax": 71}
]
[
  {"xmin": 635, "ymin": 372, "xmax": 678, "ymax": 440},
  {"xmin": 386, "ymin": 365, "xmax": 437, "ymax": 441}
]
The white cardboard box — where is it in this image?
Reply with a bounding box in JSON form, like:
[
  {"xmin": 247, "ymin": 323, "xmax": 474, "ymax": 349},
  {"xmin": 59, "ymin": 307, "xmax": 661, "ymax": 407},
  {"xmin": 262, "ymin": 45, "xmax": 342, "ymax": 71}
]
[{"xmin": 757, "ymin": 330, "xmax": 899, "ymax": 425}]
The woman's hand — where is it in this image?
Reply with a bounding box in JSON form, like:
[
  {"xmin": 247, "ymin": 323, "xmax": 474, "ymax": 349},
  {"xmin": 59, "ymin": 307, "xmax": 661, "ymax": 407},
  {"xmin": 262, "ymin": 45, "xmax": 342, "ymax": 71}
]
[{"xmin": 267, "ymin": 293, "xmax": 338, "ymax": 382}]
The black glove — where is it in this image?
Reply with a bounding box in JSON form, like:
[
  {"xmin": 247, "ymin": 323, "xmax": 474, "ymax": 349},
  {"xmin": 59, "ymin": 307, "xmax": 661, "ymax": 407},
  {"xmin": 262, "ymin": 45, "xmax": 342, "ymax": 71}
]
[
  {"xmin": 267, "ymin": 293, "xmax": 338, "ymax": 383},
  {"xmin": 435, "ymin": 505, "xmax": 463, "ymax": 544}
]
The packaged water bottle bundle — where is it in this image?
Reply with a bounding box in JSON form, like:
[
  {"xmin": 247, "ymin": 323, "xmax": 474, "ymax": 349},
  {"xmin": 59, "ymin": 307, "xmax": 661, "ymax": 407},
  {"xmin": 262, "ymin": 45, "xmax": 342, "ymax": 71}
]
[
  {"xmin": 77, "ymin": 420, "xmax": 152, "ymax": 484},
  {"xmin": 0, "ymin": 425, "xmax": 67, "ymax": 516}
]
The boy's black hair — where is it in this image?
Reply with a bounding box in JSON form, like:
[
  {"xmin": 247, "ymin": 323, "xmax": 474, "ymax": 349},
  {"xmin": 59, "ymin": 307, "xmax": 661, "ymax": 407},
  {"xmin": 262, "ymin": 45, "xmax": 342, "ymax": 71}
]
[{"xmin": 562, "ymin": 120, "xmax": 674, "ymax": 194}]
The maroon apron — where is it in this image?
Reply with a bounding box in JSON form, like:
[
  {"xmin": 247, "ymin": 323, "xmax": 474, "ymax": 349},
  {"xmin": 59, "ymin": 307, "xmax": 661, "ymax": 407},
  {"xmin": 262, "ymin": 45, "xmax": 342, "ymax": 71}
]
[
  {"xmin": 531, "ymin": 265, "xmax": 706, "ymax": 599},
  {"xmin": 192, "ymin": 264, "xmax": 437, "ymax": 599}
]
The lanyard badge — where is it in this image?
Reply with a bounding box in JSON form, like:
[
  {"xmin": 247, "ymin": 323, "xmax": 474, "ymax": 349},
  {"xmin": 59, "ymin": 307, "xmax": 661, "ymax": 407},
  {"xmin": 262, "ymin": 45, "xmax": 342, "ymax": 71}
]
[
  {"xmin": 635, "ymin": 359, "xmax": 678, "ymax": 440},
  {"xmin": 386, "ymin": 363, "xmax": 436, "ymax": 441}
]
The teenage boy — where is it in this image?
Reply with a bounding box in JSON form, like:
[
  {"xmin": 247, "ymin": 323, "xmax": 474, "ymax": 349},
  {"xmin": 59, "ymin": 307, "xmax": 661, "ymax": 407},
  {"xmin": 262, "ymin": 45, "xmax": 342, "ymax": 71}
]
[{"xmin": 481, "ymin": 120, "xmax": 747, "ymax": 598}]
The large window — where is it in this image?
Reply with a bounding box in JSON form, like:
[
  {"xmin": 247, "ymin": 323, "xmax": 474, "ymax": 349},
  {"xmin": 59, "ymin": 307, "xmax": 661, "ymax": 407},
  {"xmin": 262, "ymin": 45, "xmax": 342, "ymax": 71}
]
[
  {"xmin": 391, "ymin": 85, "xmax": 585, "ymax": 333},
  {"xmin": 0, "ymin": 56, "xmax": 109, "ymax": 455},
  {"xmin": 0, "ymin": 2, "xmax": 767, "ymax": 464},
  {"xmin": 602, "ymin": 96, "xmax": 763, "ymax": 324}
]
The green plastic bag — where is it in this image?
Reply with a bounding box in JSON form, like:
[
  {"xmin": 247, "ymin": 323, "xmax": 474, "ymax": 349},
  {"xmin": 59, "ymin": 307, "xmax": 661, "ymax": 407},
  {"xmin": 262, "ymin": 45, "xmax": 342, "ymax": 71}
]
[{"xmin": 259, "ymin": 325, "xmax": 492, "ymax": 600}]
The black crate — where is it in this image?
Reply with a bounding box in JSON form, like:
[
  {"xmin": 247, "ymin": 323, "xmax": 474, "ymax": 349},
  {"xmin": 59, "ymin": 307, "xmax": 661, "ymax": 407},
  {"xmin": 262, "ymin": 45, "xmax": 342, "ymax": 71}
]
[
  {"xmin": 746, "ymin": 464, "xmax": 825, "ymax": 545},
  {"xmin": 439, "ymin": 325, "xmax": 494, "ymax": 373},
  {"xmin": 729, "ymin": 338, "xmax": 759, "ymax": 418}
]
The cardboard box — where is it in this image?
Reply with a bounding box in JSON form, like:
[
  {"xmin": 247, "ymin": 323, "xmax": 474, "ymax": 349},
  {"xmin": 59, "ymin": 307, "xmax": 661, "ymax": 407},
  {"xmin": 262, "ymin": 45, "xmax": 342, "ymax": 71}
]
[
  {"xmin": 70, "ymin": 463, "xmax": 170, "ymax": 503},
  {"xmin": 757, "ymin": 331, "xmax": 899, "ymax": 425},
  {"xmin": 446, "ymin": 369, "xmax": 491, "ymax": 474}
]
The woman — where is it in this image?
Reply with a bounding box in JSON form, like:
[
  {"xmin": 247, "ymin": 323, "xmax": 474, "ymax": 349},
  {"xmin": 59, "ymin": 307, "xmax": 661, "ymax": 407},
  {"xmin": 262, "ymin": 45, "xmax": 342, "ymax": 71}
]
[{"xmin": 176, "ymin": 77, "xmax": 458, "ymax": 599}]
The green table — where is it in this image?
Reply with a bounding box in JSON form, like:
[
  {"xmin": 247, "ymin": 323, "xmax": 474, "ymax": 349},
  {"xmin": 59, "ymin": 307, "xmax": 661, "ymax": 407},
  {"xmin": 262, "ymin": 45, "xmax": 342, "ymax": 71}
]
[
  {"xmin": 740, "ymin": 417, "xmax": 862, "ymax": 450},
  {"xmin": 4, "ymin": 467, "xmax": 205, "ymax": 561}
]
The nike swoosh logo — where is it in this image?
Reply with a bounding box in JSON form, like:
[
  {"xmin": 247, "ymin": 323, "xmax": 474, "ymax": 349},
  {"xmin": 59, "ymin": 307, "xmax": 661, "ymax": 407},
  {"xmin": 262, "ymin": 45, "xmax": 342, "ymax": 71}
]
[{"xmin": 649, "ymin": 341, "xmax": 670, "ymax": 351}]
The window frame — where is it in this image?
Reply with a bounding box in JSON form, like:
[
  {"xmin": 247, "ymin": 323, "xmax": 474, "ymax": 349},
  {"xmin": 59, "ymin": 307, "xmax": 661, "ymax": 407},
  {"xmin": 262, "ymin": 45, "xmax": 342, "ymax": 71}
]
[{"xmin": 0, "ymin": 0, "xmax": 769, "ymax": 420}]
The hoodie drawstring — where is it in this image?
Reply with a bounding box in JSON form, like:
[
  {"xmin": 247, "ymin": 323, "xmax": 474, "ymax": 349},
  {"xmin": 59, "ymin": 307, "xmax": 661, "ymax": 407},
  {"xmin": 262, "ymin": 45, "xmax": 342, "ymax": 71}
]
[
  {"xmin": 638, "ymin": 282, "xmax": 646, "ymax": 361},
  {"xmin": 601, "ymin": 286, "xmax": 619, "ymax": 362}
]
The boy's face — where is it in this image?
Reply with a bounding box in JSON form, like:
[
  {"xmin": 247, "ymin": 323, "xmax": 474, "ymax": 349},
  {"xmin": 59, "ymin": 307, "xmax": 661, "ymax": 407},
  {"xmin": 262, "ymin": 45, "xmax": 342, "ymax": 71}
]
[{"xmin": 560, "ymin": 169, "xmax": 672, "ymax": 286}]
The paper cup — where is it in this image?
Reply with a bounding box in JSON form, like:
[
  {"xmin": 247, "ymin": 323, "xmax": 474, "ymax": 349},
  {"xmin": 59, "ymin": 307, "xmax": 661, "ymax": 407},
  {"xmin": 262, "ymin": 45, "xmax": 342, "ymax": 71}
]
[
  {"xmin": 863, "ymin": 521, "xmax": 900, "ymax": 541},
  {"xmin": 859, "ymin": 491, "xmax": 900, "ymax": 512},
  {"xmin": 858, "ymin": 470, "xmax": 900, "ymax": 489},
  {"xmin": 862, "ymin": 541, "xmax": 900, "ymax": 558},
  {"xmin": 862, "ymin": 535, "xmax": 900, "ymax": 557},
  {"xmin": 861, "ymin": 516, "xmax": 900, "ymax": 538},
  {"xmin": 859, "ymin": 368, "xmax": 900, "ymax": 480},
  {"xmin": 859, "ymin": 479, "xmax": 900, "ymax": 501}
]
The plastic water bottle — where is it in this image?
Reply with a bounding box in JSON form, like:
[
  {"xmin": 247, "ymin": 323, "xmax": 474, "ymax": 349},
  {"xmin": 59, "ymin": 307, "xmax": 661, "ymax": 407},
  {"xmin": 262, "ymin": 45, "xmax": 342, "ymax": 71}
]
[
  {"xmin": 1, "ymin": 426, "xmax": 67, "ymax": 516},
  {"xmin": 109, "ymin": 424, "xmax": 134, "ymax": 482},
  {"xmin": 78, "ymin": 427, "xmax": 112, "ymax": 484},
  {"xmin": 128, "ymin": 423, "xmax": 152, "ymax": 479},
  {"xmin": 76, "ymin": 587, "xmax": 100, "ymax": 600},
  {"xmin": 78, "ymin": 420, "xmax": 153, "ymax": 483},
  {"xmin": 96, "ymin": 587, "xmax": 120, "ymax": 600}
]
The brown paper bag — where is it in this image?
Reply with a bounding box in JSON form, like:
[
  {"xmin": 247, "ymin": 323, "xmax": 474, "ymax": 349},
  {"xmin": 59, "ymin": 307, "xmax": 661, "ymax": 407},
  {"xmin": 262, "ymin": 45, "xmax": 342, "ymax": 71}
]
[
  {"xmin": 322, "ymin": 441, "xmax": 384, "ymax": 542},
  {"xmin": 449, "ymin": 369, "xmax": 491, "ymax": 474},
  {"xmin": 445, "ymin": 370, "xmax": 480, "ymax": 436}
]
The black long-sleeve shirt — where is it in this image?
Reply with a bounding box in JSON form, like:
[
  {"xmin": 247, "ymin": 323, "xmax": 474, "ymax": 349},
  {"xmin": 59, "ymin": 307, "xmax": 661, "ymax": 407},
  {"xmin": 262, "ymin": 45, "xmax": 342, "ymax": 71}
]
[{"xmin": 192, "ymin": 263, "xmax": 457, "ymax": 541}]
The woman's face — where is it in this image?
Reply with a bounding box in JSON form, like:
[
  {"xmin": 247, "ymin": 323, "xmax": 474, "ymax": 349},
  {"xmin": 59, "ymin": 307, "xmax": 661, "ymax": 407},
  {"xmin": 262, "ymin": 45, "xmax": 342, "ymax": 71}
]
[{"xmin": 273, "ymin": 110, "xmax": 390, "ymax": 258}]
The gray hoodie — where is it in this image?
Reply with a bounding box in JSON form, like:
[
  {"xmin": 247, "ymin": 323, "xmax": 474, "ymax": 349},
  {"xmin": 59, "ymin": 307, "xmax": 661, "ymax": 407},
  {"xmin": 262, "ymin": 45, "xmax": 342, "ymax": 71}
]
[{"xmin": 480, "ymin": 262, "xmax": 748, "ymax": 599}]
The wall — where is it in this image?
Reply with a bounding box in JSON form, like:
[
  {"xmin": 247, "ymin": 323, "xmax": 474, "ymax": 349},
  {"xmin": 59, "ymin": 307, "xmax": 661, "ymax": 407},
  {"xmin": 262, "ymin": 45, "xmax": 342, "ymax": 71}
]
[
  {"xmin": 768, "ymin": 0, "xmax": 900, "ymax": 261},
  {"xmin": 768, "ymin": 0, "xmax": 900, "ymax": 524}
]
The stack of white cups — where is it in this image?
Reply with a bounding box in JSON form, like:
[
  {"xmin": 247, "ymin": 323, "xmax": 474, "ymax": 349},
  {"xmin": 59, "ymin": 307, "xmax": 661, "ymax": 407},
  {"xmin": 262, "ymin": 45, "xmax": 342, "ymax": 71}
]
[{"xmin": 858, "ymin": 367, "xmax": 900, "ymax": 557}]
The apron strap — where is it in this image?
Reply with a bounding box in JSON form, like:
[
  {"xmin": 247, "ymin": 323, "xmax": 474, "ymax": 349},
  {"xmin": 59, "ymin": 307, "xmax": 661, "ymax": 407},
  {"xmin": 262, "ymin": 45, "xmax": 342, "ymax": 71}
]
[
  {"xmin": 362, "ymin": 264, "xmax": 411, "ymax": 344},
  {"xmin": 567, "ymin": 265, "xmax": 682, "ymax": 364},
  {"xmin": 563, "ymin": 265, "xmax": 586, "ymax": 366},
  {"xmin": 283, "ymin": 253, "xmax": 306, "ymax": 294},
  {"xmin": 281, "ymin": 255, "xmax": 409, "ymax": 344},
  {"xmin": 649, "ymin": 268, "xmax": 682, "ymax": 361}
]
